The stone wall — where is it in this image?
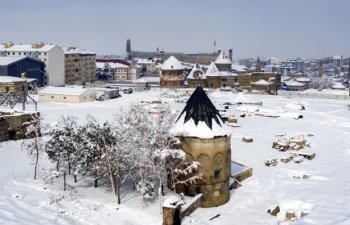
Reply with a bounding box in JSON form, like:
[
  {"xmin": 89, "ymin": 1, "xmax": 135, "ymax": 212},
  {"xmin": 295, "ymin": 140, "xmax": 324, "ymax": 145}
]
[
  {"xmin": 0, "ymin": 111, "xmax": 40, "ymax": 142},
  {"xmin": 176, "ymin": 136, "xmax": 231, "ymax": 207}
]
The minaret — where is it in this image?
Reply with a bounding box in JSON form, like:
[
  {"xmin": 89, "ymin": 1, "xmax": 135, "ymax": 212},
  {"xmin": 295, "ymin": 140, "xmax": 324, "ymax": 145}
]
[
  {"xmin": 172, "ymin": 86, "xmax": 231, "ymax": 207},
  {"xmin": 126, "ymin": 39, "xmax": 131, "ymax": 60}
]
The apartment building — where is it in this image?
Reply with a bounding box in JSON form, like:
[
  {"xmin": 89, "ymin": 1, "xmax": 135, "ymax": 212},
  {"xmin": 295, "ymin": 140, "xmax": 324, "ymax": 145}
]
[{"xmin": 64, "ymin": 47, "xmax": 96, "ymax": 85}]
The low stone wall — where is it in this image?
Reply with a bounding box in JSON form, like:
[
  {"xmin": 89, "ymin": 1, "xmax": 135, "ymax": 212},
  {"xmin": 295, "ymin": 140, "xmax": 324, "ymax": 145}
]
[
  {"xmin": 0, "ymin": 111, "xmax": 40, "ymax": 142},
  {"xmin": 180, "ymin": 193, "xmax": 203, "ymax": 218}
]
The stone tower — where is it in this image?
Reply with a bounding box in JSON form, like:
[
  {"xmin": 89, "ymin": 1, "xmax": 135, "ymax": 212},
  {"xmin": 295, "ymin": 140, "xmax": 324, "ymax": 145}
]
[
  {"xmin": 160, "ymin": 56, "xmax": 184, "ymax": 88},
  {"xmin": 172, "ymin": 86, "xmax": 231, "ymax": 207}
]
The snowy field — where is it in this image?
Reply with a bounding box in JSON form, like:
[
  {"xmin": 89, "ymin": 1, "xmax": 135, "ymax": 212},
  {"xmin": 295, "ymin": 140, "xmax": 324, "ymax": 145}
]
[{"xmin": 1, "ymin": 89, "xmax": 350, "ymax": 225}]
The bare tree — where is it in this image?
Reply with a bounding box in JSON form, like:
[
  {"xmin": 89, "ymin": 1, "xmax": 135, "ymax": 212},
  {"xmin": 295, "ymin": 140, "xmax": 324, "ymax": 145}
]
[{"xmin": 21, "ymin": 113, "xmax": 43, "ymax": 180}]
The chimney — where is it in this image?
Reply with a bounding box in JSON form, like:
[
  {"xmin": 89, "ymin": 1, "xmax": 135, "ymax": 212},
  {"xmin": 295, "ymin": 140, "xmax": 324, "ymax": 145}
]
[
  {"xmin": 32, "ymin": 42, "xmax": 45, "ymax": 49},
  {"xmin": 229, "ymin": 49, "xmax": 233, "ymax": 62},
  {"xmin": 3, "ymin": 42, "xmax": 14, "ymax": 48}
]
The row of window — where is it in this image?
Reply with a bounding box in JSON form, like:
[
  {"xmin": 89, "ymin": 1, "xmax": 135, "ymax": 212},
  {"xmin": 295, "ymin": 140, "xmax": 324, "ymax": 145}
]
[{"xmin": 6, "ymin": 52, "xmax": 47, "ymax": 56}]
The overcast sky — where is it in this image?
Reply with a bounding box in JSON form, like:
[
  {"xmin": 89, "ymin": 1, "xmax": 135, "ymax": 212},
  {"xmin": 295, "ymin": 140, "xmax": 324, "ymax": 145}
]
[{"xmin": 1, "ymin": 0, "xmax": 349, "ymax": 59}]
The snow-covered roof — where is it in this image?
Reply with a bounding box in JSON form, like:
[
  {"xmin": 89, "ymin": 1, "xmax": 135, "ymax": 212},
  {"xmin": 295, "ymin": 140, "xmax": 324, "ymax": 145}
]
[
  {"xmin": 187, "ymin": 63, "xmax": 206, "ymax": 79},
  {"xmin": 39, "ymin": 86, "xmax": 97, "ymax": 96},
  {"xmin": 284, "ymin": 80, "xmax": 305, "ymax": 87},
  {"xmin": 64, "ymin": 47, "xmax": 95, "ymax": 55},
  {"xmin": 219, "ymin": 71, "xmax": 238, "ymax": 77},
  {"xmin": 0, "ymin": 76, "xmax": 27, "ymax": 83},
  {"xmin": 205, "ymin": 62, "xmax": 220, "ymax": 77},
  {"xmin": 332, "ymin": 82, "xmax": 346, "ymax": 90},
  {"xmin": 296, "ymin": 77, "xmax": 310, "ymax": 82},
  {"xmin": 137, "ymin": 58, "xmax": 157, "ymax": 64},
  {"xmin": 161, "ymin": 56, "xmax": 184, "ymax": 70},
  {"xmin": 231, "ymin": 64, "xmax": 248, "ymax": 72},
  {"xmin": 215, "ymin": 51, "xmax": 232, "ymax": 65},
  {"xmin": 0, "ymin": 56, "xmax": 26, "ymax": 66},
  {"xmin": 0, "ymin": 43, "xmax": 57, "ymax": 52},
  {"xmin": 251, "ymin": 79, "xmax": 271, "ymax": 85},
  {"xmin": 96, "ymin": 62, "xmax": 129, "ymax": 69},
  {"xmin": 172, "ymin": 86, "xmax": 229, "ymax": 139}
]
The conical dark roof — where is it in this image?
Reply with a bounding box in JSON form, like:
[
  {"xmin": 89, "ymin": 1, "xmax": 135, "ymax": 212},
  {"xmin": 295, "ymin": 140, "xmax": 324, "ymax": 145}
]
[{"xmin": 176, "ymin": 86, "xmax": 223, "ymax": 129}]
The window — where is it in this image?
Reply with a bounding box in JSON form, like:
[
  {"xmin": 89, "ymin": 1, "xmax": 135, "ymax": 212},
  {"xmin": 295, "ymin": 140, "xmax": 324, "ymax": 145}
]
[
  {"xmin": 51, "ymin": 96, "xmax": 54, "ymax": 99},
  {"xmin": 19, "ymin": 52, "xmax": 21, "ymax": 55},
  {"xmin": 214, "ymin": 170, "xmax": 220, "ymax": 179},
  {"xmin": 12, "ymin": 52, "xmax": 15, "ymax": 55},
  {"xmin": 63, "ymin": 96, "xmax": 66, "ymax": 99},
  {"xmin": 24, "ymin": 52, "xmax": 26, "ymax": 55},
  {"xmin": 6, "ymin": 87, "xmax": 9, "ymax": 92}
]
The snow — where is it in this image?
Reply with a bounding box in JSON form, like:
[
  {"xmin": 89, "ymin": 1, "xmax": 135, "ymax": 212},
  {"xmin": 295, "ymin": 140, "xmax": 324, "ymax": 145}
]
[
  {"xmin": 1, "ymin": 89, "xmax": 350, "ymax": 224},
  {"xmin": 96, "ymin": 62, "xmax": 129, "ymax": 69},
  {"xmin": 39, "ymin": 86, "xmax": 97, "ymax": 96},
  {"xmin": 214, "ymin": 51, "xmax": 232, "ymax": 64},
  {"xmin": 63, "ymin": 48, "xmax": 95, "ymax": 55},
  {"xmin": 161, "ymin": 56, "xmax": 184, "ymax": 70},
  {"xmin": 0, "ymin": 76, "xmax": 27, "ymax": 82},
  {"xmin": 284, "ymin": 80, "xmax": 305, "ymax": 87},
  {"xmin": 205, "ymin": 62, "xmax": 220, "ymax": 77},
  {"xmin": 332, "ymin": 82, "xmax": 346, "ymax": 90},
  {"xmin": 0, "ymin": 56, "xmax": 26, "ymax": 65},
  {"xmin": 0, "ymin": 44, "xmax": 57, "ymax": 52},
  {"xmin": 251, "ymin": 79, "xmax": 271, "ymax": 85},
  {"xmin": 171, "ymin": 113, "xmax": 230, "ymax": 139},
  {"xmin": 187, "ymin": 63, "xmax": 206, "ymax": 79}
]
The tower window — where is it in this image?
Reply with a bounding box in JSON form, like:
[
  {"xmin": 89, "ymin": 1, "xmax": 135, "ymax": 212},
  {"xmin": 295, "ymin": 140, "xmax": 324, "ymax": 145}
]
[{"xmin": 214, "ymin": 169, "xmax": 220, "ymax": 179}]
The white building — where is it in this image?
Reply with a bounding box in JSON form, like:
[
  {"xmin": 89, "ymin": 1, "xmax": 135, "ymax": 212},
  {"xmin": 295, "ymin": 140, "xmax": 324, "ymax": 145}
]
[
  {"xmin": 38, "ymin": 86, "xmax": 97, "ymax": 103},
  {"xmin": 0, "ymin": 42, "xmax": 65, "ymax": 86}
]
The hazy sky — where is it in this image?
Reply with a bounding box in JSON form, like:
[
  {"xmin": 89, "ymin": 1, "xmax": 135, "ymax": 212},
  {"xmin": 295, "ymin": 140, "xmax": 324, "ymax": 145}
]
[{"xmin": 1, "ymin": 0, "xmax": 349, "ymax": 58}]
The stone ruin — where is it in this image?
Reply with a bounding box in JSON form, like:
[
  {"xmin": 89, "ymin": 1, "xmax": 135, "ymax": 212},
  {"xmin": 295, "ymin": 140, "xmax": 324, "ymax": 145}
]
[{"xmin": 0, "ymin": 110, "xmax": 40, "ymax": 142}]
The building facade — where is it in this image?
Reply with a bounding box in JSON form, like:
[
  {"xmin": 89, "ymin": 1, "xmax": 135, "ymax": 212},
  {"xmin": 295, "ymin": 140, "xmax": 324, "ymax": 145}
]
[
  {"xmin": 64, "ymin": 47, "xmax": 96, "ymax": 85},
  {"xmin": 38, "ymin": 86, "xmax": 97, "ymax": 103},
  {"xmin": 0, "ymin": 42, "xmax": 65, "ymax": 85},
  {"xmin": 238, "ymin": 72, "xmax": 282, "ymax": 94}
]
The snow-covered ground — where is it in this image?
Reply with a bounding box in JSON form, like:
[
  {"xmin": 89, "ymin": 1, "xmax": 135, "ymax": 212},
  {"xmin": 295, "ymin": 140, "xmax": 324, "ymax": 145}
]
[{"xmin": 1, "ymin": 89, "xmax": 350, "ymax": 225}]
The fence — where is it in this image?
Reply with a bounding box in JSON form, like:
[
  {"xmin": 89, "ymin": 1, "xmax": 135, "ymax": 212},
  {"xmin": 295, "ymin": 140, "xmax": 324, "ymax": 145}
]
[{"xmin": 278, "ymin": 91, "xmax": 350, "ymax": 100}]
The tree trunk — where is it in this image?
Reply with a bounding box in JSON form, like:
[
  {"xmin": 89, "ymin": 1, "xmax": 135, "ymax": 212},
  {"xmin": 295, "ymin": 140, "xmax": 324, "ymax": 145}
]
[
  {"xmin": 68, "ymin": 162, "xmax": 71, "ymax": 175},
  {"xmin": 63, "ymin": 171, "xmax": 66, "ymax": 191},
  {"xmin": 74, "ymin": 174, "xmax": 77, "ymax": 183},
  {"xmin": 114, "ymin": 176, "xmax": 121, "ymax": 205},
  {"xmin": 94, "ymin": 178, "xmax": 98, "ymax": 188},
  {"xmin": 34, "ymin": 145, "xmax": 39, "ymax": 180}
]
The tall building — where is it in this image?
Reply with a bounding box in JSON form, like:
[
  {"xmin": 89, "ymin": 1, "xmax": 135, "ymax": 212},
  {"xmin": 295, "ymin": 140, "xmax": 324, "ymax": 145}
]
[
  {"xmin": 64, "ymin": 47, "xmax": 96, "ymax": 85},
  {"xmin": 0, "ymin": 42, "xmax": 65, "ymax": 85}
]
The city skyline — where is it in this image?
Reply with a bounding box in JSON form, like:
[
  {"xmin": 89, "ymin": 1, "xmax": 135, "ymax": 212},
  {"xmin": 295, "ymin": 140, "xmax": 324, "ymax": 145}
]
[{"xmin": 1, "ymin": 0, "xmax": 349, "ymax": 59}]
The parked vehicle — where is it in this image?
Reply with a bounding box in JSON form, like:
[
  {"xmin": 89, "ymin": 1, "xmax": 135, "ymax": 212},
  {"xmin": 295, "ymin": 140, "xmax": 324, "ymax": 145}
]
[
  {"xmin": 96, "ymin": 89, "xmax": 121, "ymax": 101},
  {"xmin": 123, "ymin": 88, "xmax": 133, "ymax": 94}
]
